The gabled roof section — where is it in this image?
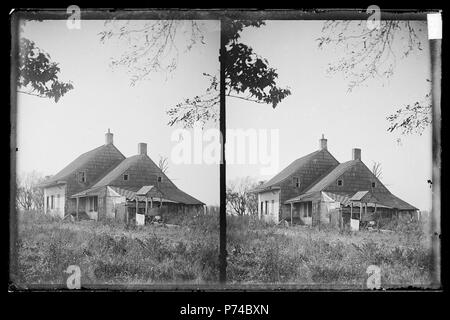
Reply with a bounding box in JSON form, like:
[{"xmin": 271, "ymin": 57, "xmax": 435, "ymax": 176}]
[
  {"xmin": 90, "ymin": 154, "xmax": 204, "ymax": 205},
  {"xmin": 90, "ymin": 155, "xmax": 142, "ymax": 188},
  {"xmin": 255, "ymin": 149, "xmax": 338, "ymax": 191},
  {"xmin": 40, "ymin": 144, "xmax": 126, "ymax": 188},
  {"xmin": 304, "ymin": 160, "xmax": 359, "ymax": 193}
]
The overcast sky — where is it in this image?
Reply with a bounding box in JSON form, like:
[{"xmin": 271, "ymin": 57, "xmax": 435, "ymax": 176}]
[
  {"xmin": 226, "ymin": 20, "xmax": 432, "ymax": 212},
  {"xmin": 17, "ymin": 19, "xmax": 220, "ymax": 206}
]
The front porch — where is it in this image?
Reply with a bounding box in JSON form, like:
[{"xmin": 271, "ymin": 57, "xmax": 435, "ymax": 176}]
[{"xmin": 285, "ymin": 190, "xmax": 419, "ymax": 231}]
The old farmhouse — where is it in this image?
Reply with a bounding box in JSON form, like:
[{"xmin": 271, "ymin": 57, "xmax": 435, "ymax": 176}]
[
  {"xmin": 40, "ymin": 130, "xmax": 204, "ymax": 223},
  {"xmin": 253, "ymin": 135, "xmax": 418, "ymax": 229}
]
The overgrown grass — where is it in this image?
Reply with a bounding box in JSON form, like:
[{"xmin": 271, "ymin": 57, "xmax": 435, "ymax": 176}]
[
  {"xmin": 226, "ymin": 215, "xmax": 434, "ymax": 288},
  {"xmin": 13, "ymin": 210, "xmax": 219, "ymax": 288},
  {"xmin": 13, "ymin": 210, "xmax": 434, "ymax": 289}
]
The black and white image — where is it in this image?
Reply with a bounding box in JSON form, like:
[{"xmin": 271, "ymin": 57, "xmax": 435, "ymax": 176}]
[{"xmin": 10, "ymin": 8, "xmax": 441, "ymax": 291}]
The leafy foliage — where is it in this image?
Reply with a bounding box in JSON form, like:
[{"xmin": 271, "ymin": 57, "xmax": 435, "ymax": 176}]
[
  {"xmin": 317, "ymin": 20, "xmax": 424, "ymax": 91},
  {"xmin": 101, "ymin": 20, "xmax": 291, "ymax": 128},
  {"xmin": 167, "ymin": 73, "xmax": 220, "ymax": 128},
  {"xmin": 387, "ymin": 87, "xmax": 432, "ymax": 135},
  {"xmin": 99, "ymin": 20, "xmax": 206, "ymax": 85},
  {"xmin": 317, "ymin": 20, "xmax": 431, "ymax": 137},
  {"xmin": 17, "ymin": 38, "xmax": 73, "ymax": 102}
]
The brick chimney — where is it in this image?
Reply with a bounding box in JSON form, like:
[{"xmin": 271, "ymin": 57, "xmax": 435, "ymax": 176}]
[
  {"xmin": 352, "ymin": 148, "xmax": 361, "ymax": 160},
  {"xmin": 319, "ymin": 134, "xmax": 327, "ymax": 150},
  {"xmin": 138, "ymin": 143, "xmax": 147, "ymax": 155},
  {"xmin": 105, "ymin": 129, "xmax": 113, "ymax": 145}
]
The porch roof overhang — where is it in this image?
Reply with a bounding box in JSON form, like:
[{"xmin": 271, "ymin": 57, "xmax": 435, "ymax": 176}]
[
  {"xmin": 39, "ymin": 180, "xmax": 67, "ymax": 188},
  {"xmin": 285, "ymin": 191, "xmax": 394, "ymax": 209},
  {"xmin": 135, "ymin": 185, "xmax": 164, "ymax": 199},
  {"xmin": 251, "ymin": 185, "xmax": 281, "ymax": 194},
  {"xmin": 285, "ymin": 191, "xmax": 322, "ymax": 204},
  {"xmin": 71, "ymin": 186, "xmax": 105, "ymax": 198},
  {"xmin": 347, "ymin": 191, "xmax": 417, "ymax": 211},
  {"xmin": 107, "ymin": 186, "xmax": 179, "ymax": 203}
]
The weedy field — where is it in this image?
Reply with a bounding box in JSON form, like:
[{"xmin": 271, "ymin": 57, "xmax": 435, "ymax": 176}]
[
  {"xmin": 13, "ymin": 210, "xmax": 434, "ymax": 289},
  {"xmin": 13, "ymin": 210, "xmax": 219, "ymax": 288},
  {"xmin": 226, "ymin": 215, "xmax": 434, "ymax": 288}
]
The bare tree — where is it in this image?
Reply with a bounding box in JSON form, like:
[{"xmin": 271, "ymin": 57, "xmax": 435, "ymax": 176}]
[
  {"xmin": 226, "ymin": 177, "xmax": 258, "ymax": 216},
  {"xmin": 317, "ymin": 20, "xmax": 431, "ymax": 136},
  {"xmin": 158, "ymin": 155, "xmax": 169, "ymax": 174},
  {"xmin": 16, "ymin": 171, "xmax": 45, "ymax": 211},
  {"xmin": 372, "ymin": 161, "xmax": 383, "ymax": 181}
]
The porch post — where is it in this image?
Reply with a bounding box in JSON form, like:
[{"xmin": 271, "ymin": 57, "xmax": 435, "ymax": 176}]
[
  {"xmin": 150, "ymin": 197, "xmax": 153, "ymax": 209},
  {"xmin": 375, "ymin": 203, "xmax": 379, "ymax": 230},
  {"xmin": 76, "ymin": 197, "xmax": 79, "ymax": 221},
  {"xmin": 350, "ymin": 202, "xmax": 353, "ymax": 220},
  {"xmin": 359, "ymin": 202, "xmax": 363, "ymax": 220},
  {"xmin": 290, "ymin": 203, "xmax": 293, "ymax": 226},
  {"xmin": 145, "ymin": 198, "xmax": 148, "ymax": 215},
  {"xmin": 136, "ymin": 198, "xmax": 138, "ymax": 217}
]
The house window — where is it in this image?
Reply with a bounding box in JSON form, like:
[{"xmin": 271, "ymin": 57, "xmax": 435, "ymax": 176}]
[
  {"xmin": 46, "ymin": 196, "xmax": 49, "ymax": 210},
  {"xmin": 271, "ymin": 200, "xmax": 275, "ymax": 214},
  {"xmin": 293, "ymin": 177, "xmax": 300, "ymax": 188},
  {"xmin": 371, "ymin": 181, "xmax": 377, "ymax": 188},
  {"xmin": 157, "ymin": 176, "xmax": 163, "ymax": 183},
  {"xmin": 337, "ymin": 179, "xmax": 344, "ymax": 187},
  {"xmin": 56, "ymin": 194, "xmax": 60, "ymax": 209},
  {"xmin": 260, "ymin": 202, "xmax": 264, "ymax": 214},
  {"xmin": 123, "ymin": 174, "xmax": 129, "ymax": 181},
  {"xmin": 78, "ymin": 171, "xmax": 86, "ymax": 183},
  {"xmin": 265, "ymin": 201, "xmax": 268, "ymax": 215},
  {"xmin": 89, "ymin": 196, "xmax": 98, "ymax": 212},
  {"xmin": 50, "ymin": 195, "xmax": 54, "ymax": 209}
]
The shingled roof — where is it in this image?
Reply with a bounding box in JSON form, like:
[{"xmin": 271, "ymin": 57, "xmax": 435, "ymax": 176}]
[
  {"xmin": 352, "ymin": 191, "xmax": 418, "ymax": 210},
  {"xmin": 87, "ymin": 153, "xmax": 204, "ymax": 205},
  {"xmin": 39, "ymin": 143, "xmax": 126, "ymax": 188},
  {"xmin": 254, "ymin": 149, "xmax": 339, "ymax": 192},
  {"xmin": 303, "ymin": 160, "xmax": 359, "ymax": 194},
  {"xmin": 285, "ymin": 159, "xmax": 417, "ymax": 210}
]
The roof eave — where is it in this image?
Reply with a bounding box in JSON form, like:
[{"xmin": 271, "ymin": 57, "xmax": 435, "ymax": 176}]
[
  {"xmin": 39, "ymin": 180, "xmax": 67, "ymax": 188},
  {"xmin": 252, "ymin": 186, "xmax": 281, "ymax": 193}
]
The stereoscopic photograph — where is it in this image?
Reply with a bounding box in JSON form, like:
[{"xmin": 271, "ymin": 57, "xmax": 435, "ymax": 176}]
[{"xmin": 10, "ymin": 8, "xmax": 441, "ymax": 292}]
